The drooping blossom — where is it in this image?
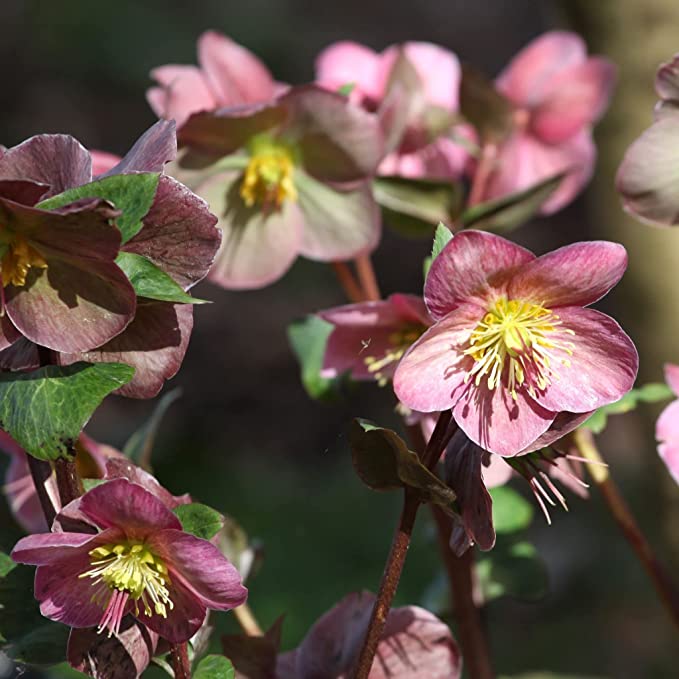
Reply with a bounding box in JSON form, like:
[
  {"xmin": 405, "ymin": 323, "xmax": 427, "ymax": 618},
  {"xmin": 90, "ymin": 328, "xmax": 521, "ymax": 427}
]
[
  {"xmin": 656, "ymin": 363, "xmax": 679, "ymax": 484},
  {"xmin": 316, "ymin": 41, "xmax": 469, "ymax": 181},
  {"xmin": 393, "ymin": 230, "xmax": 638, "ymax": 456},
  {"xmin": 616, "ymin": 54, "xmax": 679, "ymax": 225},
  {"xmin": 11, "ymin": 478, "xmax": 247, "ymax": 642},
  {"xmin": 319, "ymin": 293, "xmax": 432, "ymax": 385},
  {"xmin": 147, "ymin": 30, "xmax": 278, "ymax": 128},
  {"xmin": 276, "ymin": 591, "xmax": 461, "ymax": 679},
  {"xmin": 170, "ymin": 85, "xmax": 383, "ymax": 289},
  {"xmin": 0, "ymin": 120, "xmax": 221, "ymax": 397},
  {"xmin": 478, "ymin": 31, "xmax": 616, "ymax": 214}
]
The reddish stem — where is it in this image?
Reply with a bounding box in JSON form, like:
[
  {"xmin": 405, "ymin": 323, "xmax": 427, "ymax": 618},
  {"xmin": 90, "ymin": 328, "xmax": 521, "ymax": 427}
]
[
  {"xmin": 354, "ymin": 254, "xmax": 381, "ymax": 302},
  {"xmin": 331, "ymin": 261, "xmax": 365, "ymax": 303},
  {"xmin": 25, "ymin": 454, "xmax": 56, "ymax": 528},
  {"xmin": 169, "ymin": 642, "xmax": 191, "ymax": 679},
  {"xmin": 54, "ymin": 447, "xmax": 84, "ymax": 506}
]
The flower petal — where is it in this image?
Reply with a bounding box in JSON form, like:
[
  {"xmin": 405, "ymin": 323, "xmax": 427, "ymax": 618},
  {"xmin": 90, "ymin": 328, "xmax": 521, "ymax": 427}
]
[
  {"xmin": 530, "ymin": 307, "xmax": 638, "ymax": 413},
  {"xmin": 0, "ymin": 134, "xmax": 92, "ymax": 197},
  {"xmin": 296, "ymin": 172, "xmax": 380, "ymax": 261},
  {"xmin": 0, "ymin": 179, "xmax": 50, "ymax": 206},
  {"xmin": 424, "ymin": 230, "xmax": 534, "ymax": 320},
  {"xmin": 148, "ymin": 529, "xmax": 247, "ymax": 610},
  {"xmin": 507, "ymin": 240, "xmax": 627, "ymax": 308},
  {"xmin": 90, "ymin": 150, "xmax": 122, "ymax": 178},
  {"xmin": 0, "ymin": 337, "xmax": 40, "ymax": 371},
  {"xmin": 78, "ymin": 478, "xmax": 182, "ymax": 538},
  {"xmin": 655, "ymin": 55, "xmax": 679, "ymax": 101},
  {"xmin": 521, "ymin": 410, "xmax": 593, "ymax": 454},
  {"xmin": 315, "ymin": 41, "xmax": 383, "ymax": 103},
  {"xmin": 393, "ymin": 303, "xmax": 483, "ymax": 412},
  {"xmin": 378, "ymin": 136, "xmax": 469, "ymax": 181},
  {"xmin": 197, "ymin": 31, "xmax": 275, "ymax": 106},
  {"xmin": 665, "ymin": 363, "xmax": 679, "ymax": 397},
  {"xmin": 102, "ymin": 120, "xmax": 177, "ymax": 176},
  {"xmin": 200, "ymin": 170, "xmax": 303, "ymax": 289},
  {"xmin": 11, "ymin": 532, "xmax": 97, "ymax": 565},
  {"xmin": 657, "ymin": 399, "xmax": 679, "ymax": 485}
]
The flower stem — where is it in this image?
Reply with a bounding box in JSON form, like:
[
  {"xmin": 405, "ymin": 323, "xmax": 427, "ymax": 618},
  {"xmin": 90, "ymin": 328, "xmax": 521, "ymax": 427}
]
[
  {"xmin": 25, "ymin": 454, "xmax": 57, "ymax": 528},
  {"xmin": 430, "ymin": 505, "xmax": 495, "ymax": 679},
  {"xmin": 573, "ymin": 427, "xmax": 679, "ymax": 630},
  {"xmin": 54, "ymin": 445, "xmax": 84, "ymax": 506},
  {"xmin": 331, "ymin": 261, "xmax": 364, "ymax": 303},
  {"xmin": 354, "ymin": 254, "xmax": 381, "ymax": 302},
  {"xmin": 467, "ymin": 143, "xmax": 497, "ymax": 207},
  {"xmin": 169, "ymin": 642, "xmax": 191, "ymax": 679},
  {"xmin": 233, "ymin": 602, "xmax": 263, "ymax": 636}
]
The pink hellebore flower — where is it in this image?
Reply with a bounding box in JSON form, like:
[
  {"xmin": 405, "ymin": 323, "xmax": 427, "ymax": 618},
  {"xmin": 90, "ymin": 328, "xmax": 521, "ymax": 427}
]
[
  {"xmin": 147, "ymin": 30, "xmax": 278, "ymax": 128},
  {"xmin": 276, "ymin": 591, "xmax": 461, "ymax": 679},
  {"xmin": 316, "ymin": 41, "xmax": 469, "ymax": 181},
  {"xmin": 393, "ymin": 230, "xmax": 638, "ymax": 457},
  {"xmin": 11, "ymin": 478, "xmax": 246, "ymax": 643},
  {"xmin": 483, "ymin": 31, "xmax": 616, "ymax": 214},
  {"xmin": 656, "ymin": 363, "xmax": 679, "ymax": 484},
  {"xmin": 319, "ymin": 293, "xmax": 432, "ymax": 385}
]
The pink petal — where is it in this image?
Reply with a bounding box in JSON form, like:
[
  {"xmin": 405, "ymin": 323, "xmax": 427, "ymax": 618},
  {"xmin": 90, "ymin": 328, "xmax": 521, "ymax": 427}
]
[
  {"xmin": 657, "ymin": 399, "xmax": 679, "ymax": 485},
  {"xmin": 482, "ymin": 452, "xmax": 514, "ymax": 489},
  {"xmin": 147, "ymin": 65, "xmax": 217, "ymax": 128},
  {"xmin": 197, "ymin": 31, "xmax": 275, "ymax": 106},
  {"xmin": 148, "ymin": 529, "xmax": 247, "ymax": 610},
  {"xmin": 378, "ymin": 136, "xmax": 469, "ymax": 180},
  {"xmin": 507, "ymin": 240, "xmax": 627, "ymax": 308},
  {"xmin": 665, "ymin": 363, "xmax": 679, "ymax": 396},
  {"xmin": 529, "ymin": 307, "xmax": 638, "ymax": 413},
  {"xmin": 521, "ymin": 410, "xmax": 594, "ymax": 454},
  {"xmin": 315, "ymin": 41, "xmax": 383, "ymax": 103},
  {"xmin": 496, "ymin": 31, "xmax": 587, "ymax": 107},
  {"xmin": 11, "ymin": 532, "xmax": 98, "ymax": 565},
  {"xmin": 655, "ymin": 54, "xmax": 679, "ymax": 101},
  {"xmin": 393, "ymin": 303, "xmax": 484, "ymax": 413},
  {"xmin": 90, "ymin": 150, "xmax": 121, "ymax": 177},
  {"xmin": 453, "ymin": 381, "xmax": 556, "ymax": 457},
  {"xmin": 78, "ymin": 478, "xmax": 182, "ymax": 539},
  {"xmin": 424, "ymin": 230, "xmax": 535, "ymax": 320},
  {"xmin": 531, "ymin": 57, "xmax": 616, "ymax": 144}
]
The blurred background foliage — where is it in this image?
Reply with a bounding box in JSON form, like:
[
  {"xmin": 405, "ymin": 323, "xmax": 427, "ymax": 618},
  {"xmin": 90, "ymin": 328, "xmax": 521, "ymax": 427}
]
[{"xmin": 1, "ymin": 1, "xmax": 678, "ymax": 676}]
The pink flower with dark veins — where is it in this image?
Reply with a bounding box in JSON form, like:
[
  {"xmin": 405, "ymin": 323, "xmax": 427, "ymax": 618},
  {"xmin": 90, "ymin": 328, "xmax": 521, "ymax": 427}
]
[
  {"xmin": 11, "ymin": 478, "xmax": 246, "ymax": 643},
  {"xmin": 656, "ymin": 363, "xmax": 679, "ymax": 484},
  {"xmin": 481, "ymin": 31, "xmax": 616, "ymax": 214},
  {"xmin": 393, "ymin": 230, "xmax": 638, "ymax": 456}
]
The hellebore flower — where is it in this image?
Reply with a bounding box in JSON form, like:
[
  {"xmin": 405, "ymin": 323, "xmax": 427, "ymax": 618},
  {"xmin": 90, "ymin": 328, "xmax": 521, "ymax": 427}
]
[
  {"xmin": 11, "ymin": 478, "xmax": 247, "ymax": 642},
  {"xmin": 147, "ymin": 30, "xmax": 278, "ymax": 128},
  {"xmin": 616, "ymin": 54, "xmax": 679, "ymax": 225},
  {"xmin": 276, "ymin": 591, "xmax": 461, "ymax": 679},
  {"xmin": 393, "ymin": 230, "xmax": 638, "ymax": 456},
  {"xmin": 173, "ymin": 85, "xmax": 383, "ymax": 289},
  {"xmin": 656, "ymin": 363, "xmax": 679, "ymax": 484},
  {"xmin": 319, "ymin": 293, "xmax": 432, "ymax": 385},
  {"xmin": 481, "ymin": 31, "xmax": 616, "ymax": 214},
  {"xmin": 0, "ymin": 120, "xmax": 221, "ymax": 398},
  {"xmin": 316, "ymin": 41, "xmax": 469, "ymax": 181}
]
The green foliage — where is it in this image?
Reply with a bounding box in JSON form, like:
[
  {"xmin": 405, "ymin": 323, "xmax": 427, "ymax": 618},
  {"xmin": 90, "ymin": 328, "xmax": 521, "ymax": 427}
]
[
  {"xmin": 461, "ymin": 173, "xmax": 565, "ymax": 233},
  {"xmin": 349, "ymin": 419, "xmax": 457, "ymax": 514},
  {"xmin": 423, "ymin": 222, "xmax": 453, "ymax": 279},
  {"xmin": 0, "ymin": 362, "xmax": 134, "ymax": 461},
  {"xmin": 115, "ymin": 252, "xmax": 208, "ymax": 304},
  {"xmin": 193, "ymin": 655, "xmax": 235, "ymax": 679},
  {"xmin": 0, "ymin": 551, "xmax": 15, "ymax": 577},
  {"xmin": 584, "ymin": 382, "xmax": 674, "ymax": 434},
  {"xmin": 37, "ymin": 172, "xmax": 160, "ymax": 243},
  {"xmin": 173, "ymin": 503, "xmax": 225, "ymax": 541},
  {"xmin": 337, "ymin": 82, "xmax": 356, "ymax": 96},
  {"xmin": 490, "ymin": 486, "xmax": 534, "ymax": 535}
]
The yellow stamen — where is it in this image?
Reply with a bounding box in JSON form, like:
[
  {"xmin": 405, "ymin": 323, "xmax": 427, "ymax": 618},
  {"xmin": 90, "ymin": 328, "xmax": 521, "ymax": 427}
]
[
  {"xmin": 240, "ymin": 146, "xmax": 297, "ymax": 210},
  {"xmin": 1, "ymin": 235, "xmax": 47, "ymax": 287},
  {"xmin": 364, "ymin": 324, "xmax": 427, "ymax": 386},
  {"xmin": 464, "ymin": 297, "xmax": 575, "ymax": 399}
]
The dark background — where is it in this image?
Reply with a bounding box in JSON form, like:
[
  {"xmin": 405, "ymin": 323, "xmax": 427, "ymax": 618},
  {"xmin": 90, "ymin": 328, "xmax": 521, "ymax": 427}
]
[{"xmin": 1, "ymin": 1, "xmax": 678, "ymax": 677}]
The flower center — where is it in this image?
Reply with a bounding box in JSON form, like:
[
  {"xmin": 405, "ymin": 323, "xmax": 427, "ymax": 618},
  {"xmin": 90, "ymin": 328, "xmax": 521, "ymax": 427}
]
[
  {"xmin": 463, "ymin": 298, "xmax": 574, "ymax": 399},
  {"xmin": 240, "ymin": 141, "xmax": 297, "ymax": 210},
  {"xmin": 0, "ymin": 234, "xmax": 47, "ymax": 287},
  {"xmin": 79, "ymin": 540, "xmax": 173, "ymax": 637},
  {"xmin": 364, "ymin": 324, "xmax": 427, "ymax": 386}
]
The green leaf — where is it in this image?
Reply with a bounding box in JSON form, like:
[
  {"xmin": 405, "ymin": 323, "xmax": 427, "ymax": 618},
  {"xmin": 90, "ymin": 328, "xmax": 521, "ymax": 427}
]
[
  {"xmin": 123, "ymin": 388, "xmax": 182, "ymax": 466},
  {"xmin": 423, "ymin": 222, "xmax": 453, "ymax": 279},
  {"xmin": 288, "ymin": 315, "xmax": 347, "ymax": 402},
  {"xmin": 461, "ymin": 173, "xmax": 565, "ymax": 233},
  {"xmin": 584, "ymin": 382, "xmax": 674, "ymax": 434},
  {"xmin": 0, "ymin": 552, "xmax": 15, "ymax": 578},
  {"xmin": 193, "ymin": 654, "xmax": 235, "ymax": 679},
  {"xmin": 115, "ymin": 252, "xmax": 208, "ymax": 304},
  {"xmin": 173, "ymin": 503, "xmax": 225, "ymax": 541},
  {"xmin": 37, "ymin": 173, "xmax": 160, "ymax": 243},
  {"xmin": 0, "ymin": 362, "xmax": 134, "ymax": 461},
  {"xmin": 349, "ymin": 419, "xmax": 457, "ymax": 513},
  {"xmin": 337, "ymin": 82, "xmax": 356, "ymax": 96},
  {"xmin": 490, "ymin": 486, "xmax": 533, "ymax": 534},
  {"xmin": 477, "ymin": 539, "xmax": 549, "ymax": 603},
  {"xmin": 82, "ymin": 478, "xmax": 107, "ymax": 491}
]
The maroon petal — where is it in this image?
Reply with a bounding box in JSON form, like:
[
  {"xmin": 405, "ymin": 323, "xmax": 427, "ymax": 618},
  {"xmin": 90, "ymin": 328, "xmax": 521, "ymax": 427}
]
[
  {"xmin": 78, "ymin": 478, "xmax": 182, "ymax": 538},
  {"xmin": 521, "ymin": 410, "xmax": 593, "ymax": 454},
  {"xmin": 424, "ymin": 230, "xmax": 535, "ymax": 320},
  {"xmin": 0, "ymin": 179, "xmax": 50, "ymax": 206},
  {"xmin": 0, "ymin": 337, "xmax": 39, "ymax": 371},
  {"xmin": 103, "ymin": 120, "xmax": 177, "ymax": 176},
  {"xmin": 148, "ymin": 529, "xmax": 247, "ymax": 610},
  {"xmin": 11, "ymin": 531, "xmax": 98, "ymax": 565},
  {"xmin": 123, "ymin": 175, "xmax": 220, "ymax": 289},
  {"xmin": 59, "ymin": 301, "xmax": 193, "ymax": 399},
  {"xmin": 0, "ymin": 315, "xmax": 21, "ymax": 352},
  {"xmin": 0, "ymin": 134, "xmax": 92, "ymax": 197}
]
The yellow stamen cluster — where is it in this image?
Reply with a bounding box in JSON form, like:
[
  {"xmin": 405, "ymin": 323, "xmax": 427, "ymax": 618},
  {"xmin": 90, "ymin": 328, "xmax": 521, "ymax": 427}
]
[
  {"xmin": 1, "ymin": 235, "xmax": 47, "ymax": 287},
  {"xmin": 364, "ymin": 325, "xmax": 426, "ymax": 386},
  {"xmin": 240, "ymin": 148, "xmax": 297, "ymax": 210},
  {"xmin": 80, "ymin": 541, "xmax": 174, "ymax": 619},
  {"xmin": 464, "ymin": 297, "xmax": 575, "ymax": 399}
]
